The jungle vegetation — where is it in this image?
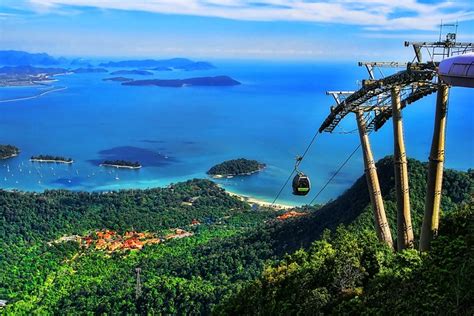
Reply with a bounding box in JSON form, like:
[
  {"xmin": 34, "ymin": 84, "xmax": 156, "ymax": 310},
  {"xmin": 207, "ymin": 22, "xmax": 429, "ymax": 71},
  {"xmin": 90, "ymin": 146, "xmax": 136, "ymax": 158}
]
[
  {"xmin": 207, "ymin": 158, "xmax": 266, "ymax": 176},
  {"xmin": 0, "ymin": 145, "xmax": 19, "ymax": 159},
  {"xmin": 0, "ymin": 157, "xmax": 472, "ymax": 314}
]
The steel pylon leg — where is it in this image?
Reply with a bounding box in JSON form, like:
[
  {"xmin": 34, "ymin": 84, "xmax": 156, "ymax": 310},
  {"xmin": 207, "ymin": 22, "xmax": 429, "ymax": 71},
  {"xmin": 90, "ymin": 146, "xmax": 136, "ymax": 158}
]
[
  {"xmin": 391, "ymin": 86, "xmax": 414, "ymax": 250},
  {"xmin": 420, "ymin": 84, "xmax": 449, "ymax": 251},
  {"xmin": 356, "ymin": 110, "xmax": 393, "ymax": 248}
]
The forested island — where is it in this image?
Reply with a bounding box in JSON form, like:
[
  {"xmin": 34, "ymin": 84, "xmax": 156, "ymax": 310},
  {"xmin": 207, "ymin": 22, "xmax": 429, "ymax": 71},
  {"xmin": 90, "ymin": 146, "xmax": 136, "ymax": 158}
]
[
  {"xmin": 0, "ymin": 158, "xmax": 472, "ymax": 314},
  {"xmin": 0, "ymin": 65, "xmax": 68, "ymax": 75},
  {"xmin": 100, "ymin": 160, "xmax": 142, "ymax": 169},
  {"xmin": 0, "ymin": 51, "xmax": 217, "ymax": 87},
  {"xmin": 0, "ymin": 65, "xmax": 69, "ymax": 86},
  {"xmin": 0, "ymin": 145, "xmax": 20, "ymax": 159},
  {"xmin": 103, "ymin": 77, "xmax": 134, "ymax": 82},
  {"xmin": 123, "ymin": 76, "xmax": 241, "ymax": 87},
  {"xmin": 30, "ymin": 155, "xmax": 73, "ymax": 164},
  {"xmin": 152, "ymin": 66, "xmax": 172, "ymax": 71},
  {"xmin": 72, "ymin": 68, "xmax": 108, "ymax": 73},
  {"xmin": 110, "ymin": 70, "xmax": 153, "ymax": 75},
  {"xmin": 99, "ymin": 58, "xmax": 215, "ymax": 71},
  {"xmin": 208, "ymin": 158, "xmax": 266, "ymax": 177}
]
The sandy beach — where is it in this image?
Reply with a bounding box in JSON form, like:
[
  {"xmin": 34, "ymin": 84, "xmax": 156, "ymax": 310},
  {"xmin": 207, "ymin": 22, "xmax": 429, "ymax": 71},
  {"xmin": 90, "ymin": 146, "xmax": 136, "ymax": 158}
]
[
  {"xmin": 0, "ymin": 153, "xmax": 19, "ymax": 160},
  {"xmin": 100, "ymin": 163, "xmax": 142, "ymax": 169},
  {"xmin": 225, "ymin": 189, "xmax": 295, "ymax": 210},
  {"xmin": 30, "ymin": 158, "xmax": 74, "ymax": 164}
]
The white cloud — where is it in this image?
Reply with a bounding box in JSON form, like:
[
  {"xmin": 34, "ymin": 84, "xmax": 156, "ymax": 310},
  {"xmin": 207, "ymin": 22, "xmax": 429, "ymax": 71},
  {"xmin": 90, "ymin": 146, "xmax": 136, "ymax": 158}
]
[{"xmin": 23, "ymin": 0, "xmax": 474, "ymax": 31}]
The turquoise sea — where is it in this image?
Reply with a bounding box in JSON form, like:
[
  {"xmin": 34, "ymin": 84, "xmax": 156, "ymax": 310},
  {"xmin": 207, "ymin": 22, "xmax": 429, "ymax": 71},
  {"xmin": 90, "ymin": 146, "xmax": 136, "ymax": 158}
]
[{"xmin": 0, "ymin": 61, "xmax": 473, "ymax": 205}]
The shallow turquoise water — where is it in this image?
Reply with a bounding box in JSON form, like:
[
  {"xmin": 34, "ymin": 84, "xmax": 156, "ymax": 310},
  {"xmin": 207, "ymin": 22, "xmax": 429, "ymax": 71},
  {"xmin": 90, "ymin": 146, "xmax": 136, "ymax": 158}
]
[{"xmin": 0, "ymin": 61, "xmax": 472, "ymax": 205}]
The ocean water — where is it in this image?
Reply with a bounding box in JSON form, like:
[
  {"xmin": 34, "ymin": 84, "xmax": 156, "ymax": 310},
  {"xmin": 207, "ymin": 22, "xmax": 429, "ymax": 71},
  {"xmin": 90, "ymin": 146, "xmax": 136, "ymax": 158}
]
[{"xmin": 0, "ymin": 61, "xmax": 473, "ymax": 206}]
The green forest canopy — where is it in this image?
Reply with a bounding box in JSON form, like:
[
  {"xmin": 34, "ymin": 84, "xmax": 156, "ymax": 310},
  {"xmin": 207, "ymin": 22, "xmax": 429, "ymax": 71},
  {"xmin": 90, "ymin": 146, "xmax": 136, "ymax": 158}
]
[
  {"xmin": 207, "ymin": 158, "xmax": 266, "ymax": 176},
  {"xmin": 0, "ymin": 157, "xmax": 472, "ymax": 314},
  {"xmin": 0, "ymin": 145, "xmax": 19, "ymax": 159}
]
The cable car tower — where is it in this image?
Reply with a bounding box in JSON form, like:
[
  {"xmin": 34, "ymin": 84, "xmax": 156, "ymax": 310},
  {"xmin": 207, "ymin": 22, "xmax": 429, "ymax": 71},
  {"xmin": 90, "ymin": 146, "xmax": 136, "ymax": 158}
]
[{"xmin": 319, "ymin": 23, "xmax": 473, "ymax": 251}]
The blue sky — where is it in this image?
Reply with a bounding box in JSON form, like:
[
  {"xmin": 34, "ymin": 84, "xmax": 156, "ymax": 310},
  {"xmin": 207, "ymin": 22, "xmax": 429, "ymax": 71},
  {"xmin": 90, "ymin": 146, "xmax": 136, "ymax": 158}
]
[{"xmin": 1, "ymin": 0, "xmax": 473, "ymax": 60}]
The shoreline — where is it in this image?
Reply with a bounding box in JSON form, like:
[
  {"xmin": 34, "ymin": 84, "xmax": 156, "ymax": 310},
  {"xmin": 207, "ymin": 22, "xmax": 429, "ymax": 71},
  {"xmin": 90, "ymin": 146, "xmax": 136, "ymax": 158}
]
[
  {"xmin": 0, "ymin": 86, "xmax": 67, "ymax": 103},
  {"xmin": 0, "ymin": 153, "xmax": 19, "ymax": 160},
  {"xmin": 225, "ymin": 189, "xmax": 296, "ymax": 210},
  {"xmin": 210, "ymin": 167, "xmax": 265, "ymax": 179},
  {"xmin": 30, "ymin": 159, "xmax": 74, "ymax": 164},
  {"xmin": 100, "ymin": 163, "xmax": 142, "ymax": 169}
]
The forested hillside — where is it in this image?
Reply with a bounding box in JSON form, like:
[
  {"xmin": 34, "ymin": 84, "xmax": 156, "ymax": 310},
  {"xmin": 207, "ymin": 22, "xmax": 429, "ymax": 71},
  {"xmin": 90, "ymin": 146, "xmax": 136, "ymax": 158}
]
[
  {"xmin": 0, "ymin": 157, "xmax": 472, "ymax": 314},
  {"xmin": 218, "ymin": 201, "xmax": 473, "ymax": 315}
]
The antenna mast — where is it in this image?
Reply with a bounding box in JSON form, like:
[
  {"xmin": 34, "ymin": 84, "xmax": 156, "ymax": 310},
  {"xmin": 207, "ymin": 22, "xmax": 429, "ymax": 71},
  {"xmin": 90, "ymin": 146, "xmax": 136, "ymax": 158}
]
[{"xmin": 135, "ymin": 268, "xmax": 142, "ymax": 300}]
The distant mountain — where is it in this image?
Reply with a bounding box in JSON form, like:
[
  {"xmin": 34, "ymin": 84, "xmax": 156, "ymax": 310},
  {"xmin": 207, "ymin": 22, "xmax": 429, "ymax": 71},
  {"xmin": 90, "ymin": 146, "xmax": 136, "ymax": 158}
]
[
  {"xmin": 110, "ymin": 70, "xmax": 153, "ymax": 76},
  {"xmin": 69, "ymin": 58, "xmax": 93, "ymax": 67},
  {"xmin": 180, "ymin": 61, "xmax": 215, "ymax": 71},
  {"xmin": 72, "ymin": 67, "xmax": 108, "ymax": 73},
  {"xmin": 122, "ymin": 76, "xmax": 240, "ymax": 87},
  {"xmin": 99, "ymin": 58, "xmax": 216, "ymax": 70},
  {"xmin": 0, "ymin": 50, "xmax": 60, "ymax": 66},
  {"xmin": 0, "ymin": 65, "xmax": 68, "ymax": 75}
]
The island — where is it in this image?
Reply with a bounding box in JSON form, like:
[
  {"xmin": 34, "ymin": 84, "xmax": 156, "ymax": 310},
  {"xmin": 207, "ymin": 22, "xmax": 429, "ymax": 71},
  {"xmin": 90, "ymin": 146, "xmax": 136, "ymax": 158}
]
[
  {"xmin": 0, "ymin": 65, "xmax": 69, "ymax": 86},
  {"xmin": 110, "ymin": 70, "xmax": 153, "ymax": 76},
  {"xmin": 179, "ymin": 61, "xmax": 215, "ymax": 71},
  {"xmin": 103, "ymin": 77, "xmax": 134, "ymax": 82},
  {"xmin": 72, "ymin": 68, "xmax": 108, "ymax": 73},
  {"xmin": 0, "ymin": 50, "xmax": 61, "ymax": 66},
  {"xmin": 152, "ymin": 66, "xmax": 173, "ymax": 71},
  {"xmin": 0, "ymin": 145, "xmax": 20, "ymax": 159},
  {"xmin": 99, "ymin": 58, "xmax": 215, "ymax": 71},
  {"xmin": 69, "ymin": 58, "xmax": 93, "ymax": 67},
  {"xmin": 100, "ymin": 160, "xmax": 142, "ymax": 169},
  {"xmin": 30, "ymin": 155, "xmax": 73, "ymax": 164},
  {"xmin": 122, "ymin": 76, "xmax": 240, "ymax": 87},
  {"xmin": 207, "ymin": 158, "xmax": 266, "ymax": 178}
]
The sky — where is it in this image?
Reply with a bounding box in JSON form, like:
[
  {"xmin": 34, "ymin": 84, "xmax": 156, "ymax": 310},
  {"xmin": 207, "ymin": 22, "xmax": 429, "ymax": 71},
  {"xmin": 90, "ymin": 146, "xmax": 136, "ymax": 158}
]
[{"xmin": 0, "ymin": 0, "xmax": 473, "ymax": 60}]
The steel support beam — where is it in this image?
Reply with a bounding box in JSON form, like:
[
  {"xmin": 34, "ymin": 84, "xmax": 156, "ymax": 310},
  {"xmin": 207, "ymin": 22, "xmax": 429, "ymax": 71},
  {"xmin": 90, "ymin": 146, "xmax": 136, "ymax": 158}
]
[
  {"xmin": 391, "ymin": 86, "xmax": 414, "ymax": 250},
  {"xmin": 356, "ymin": 110, "xmax": 393, "ymax": 247},
  {"xmin": 420, "ymin": 84, "xmax": 449, "ymax": 251}
]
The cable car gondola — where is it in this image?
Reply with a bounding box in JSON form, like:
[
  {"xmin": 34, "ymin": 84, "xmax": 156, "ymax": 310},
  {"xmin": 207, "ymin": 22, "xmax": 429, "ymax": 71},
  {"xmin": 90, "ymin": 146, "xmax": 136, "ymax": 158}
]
[
  {"xmin": 292, "ymin": 172, "xmax": 311, "ymax": 196},
  {"xmin": 291, "ymin": 156, "xmax": 311, "ymax": 196}
]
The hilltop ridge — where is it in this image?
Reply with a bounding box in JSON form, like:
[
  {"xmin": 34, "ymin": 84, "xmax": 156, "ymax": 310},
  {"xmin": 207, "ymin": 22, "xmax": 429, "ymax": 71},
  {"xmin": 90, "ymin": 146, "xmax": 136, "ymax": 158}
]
[{"xmin": 0, "ymin": 50, "xmax": 62, "ymax": 66}]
